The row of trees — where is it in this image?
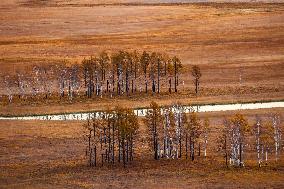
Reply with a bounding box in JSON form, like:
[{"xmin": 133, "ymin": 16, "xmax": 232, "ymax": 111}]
[
  {"xmin": 83, "ymin": 102, "xmax": 282, "ymax": 168},
  {"xmin": 0, "ymin": 51, "xmax": 203, "ymax": 103}
]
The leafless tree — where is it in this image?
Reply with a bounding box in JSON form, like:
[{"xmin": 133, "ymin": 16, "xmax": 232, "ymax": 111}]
[{"xmin": 191, "ymin": 65, "xmax": 202, "ymax": 96}]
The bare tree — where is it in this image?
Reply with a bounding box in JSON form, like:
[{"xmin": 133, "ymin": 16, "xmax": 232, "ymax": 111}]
[
  {"xmin": 140, "ymin": 51, "xmax": 150, "ymax": 93},
  {"xmin": 229, "ymin": 114, "xmax": 249, "ymax": 167},
  {"xmin": 202, "ymin": 118, "xmax": 210, "ymax": 157},
  {"xmin": 260, "ymin": 120, "xmax": 274, "ymax": 164},
  {"xmin": 217, "ymin": 118, "xmax": 230, "ymax": 167},
  {"xmin": 145, "ymin": 101, "xmax": 163, "ymax": 160},
  {"xmin": 172, "ymin": 56, "xmax": 182, "ymax": 93},
  {"xmin": 271, "ymin": 113, "xmax": 281, "ymax": 161},
  {"xmin": 184, "ymin": 111, "xmax": 201, "ymax": 161},
  {"xmin": 253, "ymin": 116, "xmax": 262, "ymax": 167},
  {"xmin": 191, "ymin": 65, "xmax": 202, "ymax": 96}
]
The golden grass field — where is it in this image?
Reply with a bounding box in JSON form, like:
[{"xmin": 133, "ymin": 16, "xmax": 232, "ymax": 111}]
[
  {"xmin": 0, "ymin": 1, "xmax": 284, "ymax": 188},
  {"xmin": 0, "ymin": 1, "xmax": 284, "ymax": 115},
  {"xmin": 0, "ymin": 108, "xmax": 283, "ymax": 188}
]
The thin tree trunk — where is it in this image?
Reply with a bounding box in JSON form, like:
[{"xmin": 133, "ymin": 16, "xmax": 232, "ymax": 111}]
[
  {"xmin": 174, "ymin": 61, "xmax": 177, "ymax": 93},
  {"xmin": 225, "ymin": 137, "xmax": 228, "ymax": 167},
  {"xmin": 169, "ymin": 78, "xmax": 171, "ymax": 93},
  {"xmin": 225, "ymin": 151, "xmax": 228, "ymax": 168},
  {"xmin": 94, "ymin": 146, "xmax": 97, "ymax": 167},
  {"xmin": 118, "ymin": 135, "xmax": 121, "ymax": 162},
  {"xmin": 145, "ymin": 80, "xmax": 148, "ymax": 93},
  {"xmin": 89, "ymin": 148, "xmax": 92, "ymax": 167},
  {"xmin": 108, "ymin": 123, "xmax": 111, "ymax": 163},
  {"xmin": 123, "ymin": 139, "xmax": 126, "ymax": 168},
  {"xmin": 158, "ymin": 59, "xmax": 160, "ymax": 93},
  {"xmin": 132, "ymin": 80, "xmax": 134, "ymax": 94},
  {"xmin": 107, "ymin": 80, "xmax": 109, "ymax": 93},
  {"xmin": 126, "ymin": 139, "xmax": 129, "ymax": 162},
  {"xmin": 198, "ymin": 142, "xmax": 201, "ymax": 156},
  {"xmin": 186, "ymin": 133, "xmax": 188, "ymax": 159},
  {"xmin": 239, "ymin": 143, "xmax": 242, "ymax": 167},
  {"xmin": 195, "ymin": 78, "xmax": 198, "ymax": 95},
  {"xmin": 126, "ymin": 71, "xmax": 129, "ymax": 96},
  {"xmin": 192, "ymin": 141, "xmax": 195, "ymax": 161},
  {"xmin": 265, "ymin": 148, "xmax": 268, "ymax": 163},
  {"xmin": 112, "ymin": 122, "xmax": 115, "ymax": 164},
  {"xmin": 179, "ymin": 137, "xmax": 182, "ymax": 158},
  {"xmin": 189, "ymin": 136, "xmax": 192, "ymax": 159},
  {"xmin": 164, "ymin": 138, "xmax": 166, "ymax": 158}
]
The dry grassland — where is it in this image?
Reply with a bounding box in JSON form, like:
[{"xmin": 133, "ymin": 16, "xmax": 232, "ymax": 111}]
[
  {"xmin": 0, "ymin": 108, "xmax": 283, "ymax": 188},
  {"xmin": 0, "ymin": 2, "xmax": 283, "ymax": 113}
]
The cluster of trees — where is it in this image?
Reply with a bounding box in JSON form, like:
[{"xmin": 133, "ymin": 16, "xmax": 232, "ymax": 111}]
[
  {"xmin": 82, "ymin": 51, "xmax": 182, "ymax": 98},
  {"xmin": 83, "ymin": 102, "xmax": 211, "ymax": 167},
  {"xmin": 1, "ymin": 51, "xmax": 206, "ymax": 103},
  {"xmin": 84, "ymin": 107, "xmax": 139, "ymax": 168},
  {"xmin": 145, "ymin": 102, "xmax": 209, "ymax": 161},
  {"xmin": 218, "ymin": 113, "xmax": 282, "ymax": 167},
  {"xmin": 0, "ymin": 63, "xmax": 80, "ymax": 102},
  {"xmin": 83, "ymin": 102, "xmax": 282, "ymax": 168}
]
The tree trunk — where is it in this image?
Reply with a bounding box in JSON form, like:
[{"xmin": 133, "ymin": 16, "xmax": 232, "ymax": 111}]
[
  {"xmin": 186, "ymin": 133, "xmax": 188, "ymax": 159},
  {"xmin": 88, "ymin": 134, "xmax": 91, "ymax": 152},
  {"xmin": 107, "ymin": 80, "xmax": 109, "ymax": 93},
  {"xmin": 169, "ymin": 78, "xmax": 171, "ymax": 93},
  {"xmin": 189, "ymin": 136, "xmax": 192, "ymax": 159},
  {"xmin": 152, "ymin": 80, "xmax": 155, "ymax": 93},
  {"xmin": 204, "ymin": 141, "xmax": 207, "ymax": 157},
  {"xmin": 225, "ymin": 151, "xmax": 228, "ymax": 168},
  {"xmin": 174, "ymin": 61, "xmax": 177, "ymax": 93},
  {"xmin": 198, "ymin": 142, "xmax": 201, "ymax": 156},
  {"xmin": 126, "ymin": 139, "xmax": 129, "ymax": 162},
  {"xmin": 158, "ymin": 59, "xmax": 160, "ymax": 93},
  {"xmin": 164, "ymin": 138, "xmax": 166, "ymax": 158},
  {"xmin": 89, "ymin": 148, "xmax": 92, "ymax": 166},
  {"xmin": 118, "ymin": 136, "xmax": 121, "ymax": 162},
  {"xmin": 126, "ymin": 71, "xmax": 129, "ymax": 96},
  {"xmin": 134, "ymin": 63, "xmax": 137, "ymax": 79},
  {"xmin": 195, "ymin": 78, "xmax": 198, "ymax": 95},
  {"xmin": 225, "ymin": 137, "xmax": 228, "ymax": 167},
  {"xmin": 123, "ymin": 139, "xmax": 126, "ymax": 168},
  {"xmin": 108, "ymin": 124, "xmax": 111, "ymax": 163},
  {"xmin": 132, "ymin": 80, "xmax": 134, "ymax": 94},
  {"xmin": 192, "ymin": 141, "xmax": 195, "ymax": 161},
  {"xmin": 145, "ymin": 80, "xmax": 148, "ymax": 93},
  {"xmin": 179, "ymin": 137, "xmax": 182, "ymax": 158},
  {"xmin": 112, "ymin": 122, "xmax": 115, "ymax": 164},
  {"xmin": 164, "ymin": 62, "xmax": 167, "ymax": 76},
  {"xmin": 154, "ymin": 124, "xmax": 158, "ymax": 160},
  {"xmin": 265, "ymin": 148, "xmax": 268, "ymax": 164},
  {"xmin": 94, "ymin": 146, "xmax": 97, "ymax": 167},
  {"xmin": 239, "ymin": 143, "xmax": 242, "ymax": 167}
]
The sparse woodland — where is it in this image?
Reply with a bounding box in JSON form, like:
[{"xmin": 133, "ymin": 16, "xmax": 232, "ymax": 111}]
[
  {"xmin": 83, "ymin": 101, "xmax": 282, "ymax": 168},
  {"xmin": 0, "ymin": 50, "xmax": 282, "ymax": 170},
  {"xmin": 0, "ymin": 50, "xmax": 193, "ymax": 104}
]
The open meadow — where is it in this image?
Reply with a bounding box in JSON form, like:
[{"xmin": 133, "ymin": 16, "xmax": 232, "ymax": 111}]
[{"xmin": 0, "ymin": 1, "xmax": 284, "ymax": 188}]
